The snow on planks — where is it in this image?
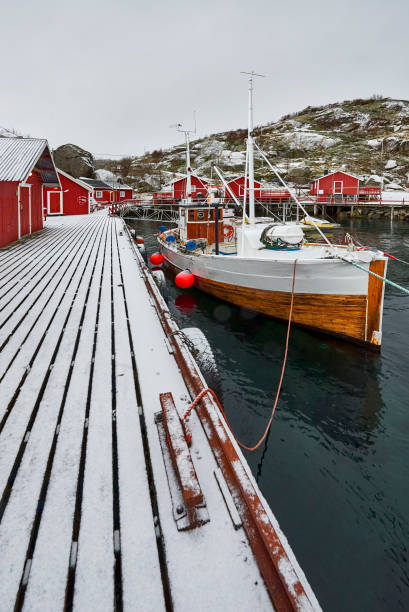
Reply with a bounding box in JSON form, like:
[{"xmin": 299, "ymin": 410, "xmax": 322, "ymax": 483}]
[{"xmin": 0, "ymin": 212, "xmax": 321, "ymax": 612}]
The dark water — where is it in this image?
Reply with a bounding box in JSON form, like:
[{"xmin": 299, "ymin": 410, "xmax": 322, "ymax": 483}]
[{"xmin": 130, "ymin": 217, "xmax": 409, "ymax": 612}]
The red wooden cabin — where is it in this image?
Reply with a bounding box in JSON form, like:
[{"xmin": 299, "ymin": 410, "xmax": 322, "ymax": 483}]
[
  {"xmin": 172, "ymin": 174, "xmax": 209, "ymax": 200},
  {"xmin": 310, "ymin": 171, "xmax": 359, "ymax": 202},
  {"xmin": 112, "ymin": 184, "xmax": 133, "ymax": 202},
  {"xmin": 80, "ymin": 178, "xmax": 113, "ymax": 205},
  {"xmin": 44, "ymin": 169, "xmax": 92, "ymax": 216},
  {"xmin": 80, "ymin": 179, "xmax": 133, "ymax": 205},
  {"xmin": 0, "ymin": 138, "xmax": 60, "ymax": 248},
  {"xmin": 225, "ymin": 176, "xmax": 261, "ymax": 200}
]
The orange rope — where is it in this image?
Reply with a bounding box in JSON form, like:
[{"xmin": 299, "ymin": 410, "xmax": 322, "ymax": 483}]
[{"xmin": 183, "ymin": 259, "xmax": 298, "ymax": 452}]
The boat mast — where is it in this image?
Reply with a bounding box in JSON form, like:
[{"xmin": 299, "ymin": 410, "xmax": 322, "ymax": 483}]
[
  {"xmin": 172, "ymin": 114, "xmax": 196, "ymax": 203},
  {"xmin": 241, "ymin": 71, "xmax": 265, "ymax": 224},
  {"xmin": 185, "ymin": 130, "xmax": 192, "ymax": 201}
]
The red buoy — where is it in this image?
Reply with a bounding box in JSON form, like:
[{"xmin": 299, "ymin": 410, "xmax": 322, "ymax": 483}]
[
  {"xmin": 175, "ymin": 269, "xmax": 194, "ymax": 289},
  {"xmin": 150, "ymin": 252, "xmax": 164, "ymax": 265}
]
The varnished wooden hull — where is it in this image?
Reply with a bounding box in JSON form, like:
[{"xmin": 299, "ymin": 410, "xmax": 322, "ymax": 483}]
[
  {"xmin": 161, "ymin": 246, "xmax": 386, "ymax": 349},
  {"xmin": 196, "ymin": 276, "xmax": 367, "ymax": 340}
]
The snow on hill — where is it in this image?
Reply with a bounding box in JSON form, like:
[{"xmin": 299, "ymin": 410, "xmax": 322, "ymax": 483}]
[
  {"xmin": 96, "ymin": 96, "xmax": 409, "ymax": 194},
  {"xmin": 95, "ymin": 168, "xmax": 117, "ymax": 184}
]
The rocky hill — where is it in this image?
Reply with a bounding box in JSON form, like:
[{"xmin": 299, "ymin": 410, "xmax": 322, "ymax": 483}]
[
  {"xmin": 96, "ymin": 96, "xmax": 409, "ymax": 194},
  {"xmin": 53, "ymin": 143, "xmax": 94, "ymax": 179}
]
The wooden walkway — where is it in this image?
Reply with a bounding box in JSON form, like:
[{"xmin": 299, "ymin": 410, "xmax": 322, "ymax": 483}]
[{"xmin": 0, "ymin": 212, "xmax": 321, "ymax": 611}]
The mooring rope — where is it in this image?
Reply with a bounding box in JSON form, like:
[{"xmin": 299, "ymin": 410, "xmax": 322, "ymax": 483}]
[
  {"xmin": 183, "ymin": 260, "xmax": 298, "ymax": 452},
  {"xmin": 340, "ymin": 258, "xmax": 409, "ymax": 296},
  {"xmin": 386, "ymin": 254, "xmax": 409, "ymax": 266}
]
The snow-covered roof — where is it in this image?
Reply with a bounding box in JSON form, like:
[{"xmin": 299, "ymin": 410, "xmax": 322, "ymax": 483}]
[
  {"xmin": 79, "ymin": 177, "xmax": 113, "ymax": 190},
  {"xmin": 170, "ymin": 173, "xmax": 211, "ymax": 185},
  {"xmin": 313, "ymin": 170, "xmax": 360, "ymax": 182},
  {"xmin": 113, "ymin": 183, "xmax": 132, "ymax": 190},
  {"xmin": 0, "ymin": 137, "xmax": 59, "ymax": 185},
  {"xmin": 57, "ymin": 168, "xmax": 93, "ymax": 191}
]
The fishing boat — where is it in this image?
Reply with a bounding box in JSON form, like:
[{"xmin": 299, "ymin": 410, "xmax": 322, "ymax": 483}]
[{"xmin": 157, "ymin": 74, "xmax": 388, "ymax": 349}]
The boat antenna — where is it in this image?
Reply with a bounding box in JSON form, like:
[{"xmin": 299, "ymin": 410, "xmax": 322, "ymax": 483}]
[
  {"xmin": 171, "ymin": 113, "xmax": 197, "ymax": 203},
  {"xmin": 240, "ymin": 71, "xmax": 265, "ymax": 224}
]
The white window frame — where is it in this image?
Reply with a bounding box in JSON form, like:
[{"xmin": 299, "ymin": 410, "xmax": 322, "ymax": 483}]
[
  {"xmin": 96, "ymin": 190, "xmax": 102, "ymax": 198},
  {"xmin": 120, "ymin": 190, "xmax": 125, "ymax": 197}
]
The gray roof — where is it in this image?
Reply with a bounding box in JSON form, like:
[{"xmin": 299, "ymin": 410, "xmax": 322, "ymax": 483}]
[
  {"xmin": 80, "ymin": 178, "xmax": 113, "ymax": 189},
  {"xmin": 0, "ymin": 137, "xmax": 59, "ymax": 185}
]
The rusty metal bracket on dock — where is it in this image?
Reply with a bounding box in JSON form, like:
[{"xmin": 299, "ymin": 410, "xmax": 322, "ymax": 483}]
[{"xmin": 126, "ymin": 225, "xmax": 317, "ymax": 612}]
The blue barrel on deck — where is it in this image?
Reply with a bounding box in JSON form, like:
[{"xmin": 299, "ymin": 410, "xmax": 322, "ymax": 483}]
[{"xmin": 186, "ymin": 240, "xmax": 197, "ymax": 251}]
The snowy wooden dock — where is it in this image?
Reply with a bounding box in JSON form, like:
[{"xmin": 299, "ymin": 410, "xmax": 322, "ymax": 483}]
[{"xmin": 0, "ymin": 212, "xmax": 321, "ymax": 611}]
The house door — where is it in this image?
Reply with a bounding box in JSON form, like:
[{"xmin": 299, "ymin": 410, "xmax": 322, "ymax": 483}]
[
  {"xmin": 19, "ymin": 184, "xmax": 31, "ymax": 238},
  {"xmin": 333, "ymin": 181, "xmax": 343, "ymax": 194},
  {"xmin": 47, "ymin": 190, "xmax": 62, "ymax": 214}
]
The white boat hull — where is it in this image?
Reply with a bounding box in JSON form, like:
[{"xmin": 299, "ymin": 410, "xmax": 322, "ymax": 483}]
[{"xmin": 159, "ymin": 240, "xmax": 387, "ymax": 348}]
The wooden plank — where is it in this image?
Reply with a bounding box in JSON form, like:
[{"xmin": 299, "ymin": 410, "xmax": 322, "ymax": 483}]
[
  {"xmin": 73, "ymin": 223, "xmax": 115, "ymax": 611},
  {"xmin": 214, "ymin": 468, "xmax": 242, "ymax": 530},
  {"xmin": 111, "ymin": 220, "xmax": 165, "ymax": 611}
]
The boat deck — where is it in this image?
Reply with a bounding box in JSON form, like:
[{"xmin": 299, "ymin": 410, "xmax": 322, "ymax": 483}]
[{"xmin": 0, "ymin": 212, "xmax": 320, "ymax": 611}]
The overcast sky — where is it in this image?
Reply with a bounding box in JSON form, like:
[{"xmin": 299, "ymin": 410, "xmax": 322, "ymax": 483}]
[{"xmin": 1, "ymin": 0, "xmax": 408, "ymax": 158}]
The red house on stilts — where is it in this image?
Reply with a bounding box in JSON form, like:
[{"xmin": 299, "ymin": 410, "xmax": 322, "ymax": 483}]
[
  {"xmin": 225, "ymin": 176, "xmax": 262, "ymax": 200},
  {"xmin": 310, "ymin": 171, "xmax": 360, "ymax": 202},
  {"xmin": 80, "ymin": 178, "xmax": 133, "ymax": 206},
  {"xmin": 44, "ymin": 169, "xmax": 92, "ymax": 216},
  {"xmin": 171, "ymin": 174, "xmax": 209, "ymax": 200},
  {"xmin": 112, "ymin": 183, "xmax": 133, "ymax": 202},
  {"xmin": 0, "ymin": 137, "xmax": 60, "ymax": 248}
]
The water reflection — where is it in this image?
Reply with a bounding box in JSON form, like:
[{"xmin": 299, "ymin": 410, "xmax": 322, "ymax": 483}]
[{"xmin": 174, "ymin": 293, "xmax": 197, "ymax": 312}]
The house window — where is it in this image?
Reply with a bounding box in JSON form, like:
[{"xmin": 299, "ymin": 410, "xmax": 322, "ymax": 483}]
[
  {"xmin": 96, "ymin": 190, "xmax": 102, "ymax": 198},
  {"xmin": 120, "ymin": 190, "xmax": 125, "ymax": 197}
]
